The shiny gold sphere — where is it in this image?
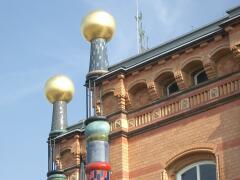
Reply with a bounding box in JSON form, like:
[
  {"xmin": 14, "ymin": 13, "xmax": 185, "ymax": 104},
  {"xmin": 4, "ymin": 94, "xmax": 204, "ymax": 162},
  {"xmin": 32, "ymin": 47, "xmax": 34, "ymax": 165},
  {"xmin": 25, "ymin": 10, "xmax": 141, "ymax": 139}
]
[
  {"xmin": 81, "ymin": 10, "xmax": 116, "ymax": 42},
  {"xmin": 45, "ymin": 75, "xmax": 75, "ymax": 103}
]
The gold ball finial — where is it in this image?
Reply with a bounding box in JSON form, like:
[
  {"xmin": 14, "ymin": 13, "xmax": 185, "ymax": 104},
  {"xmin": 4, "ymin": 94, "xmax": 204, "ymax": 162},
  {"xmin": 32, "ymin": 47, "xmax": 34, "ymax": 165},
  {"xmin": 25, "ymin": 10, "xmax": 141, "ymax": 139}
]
[
  {"xmin": 45, "ymin": 75, "xmax": 75, "ymax": 104},
  {"xmin": 81, "ymin": 10, "xmax": 116, "ymax": 42}
]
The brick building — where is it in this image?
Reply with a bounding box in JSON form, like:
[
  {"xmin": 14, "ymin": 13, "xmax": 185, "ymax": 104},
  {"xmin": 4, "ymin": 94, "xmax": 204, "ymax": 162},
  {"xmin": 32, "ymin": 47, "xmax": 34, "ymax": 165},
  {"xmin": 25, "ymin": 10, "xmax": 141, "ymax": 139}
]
[{"xmin": 46, "ymin": 6, "xmax": 240, "ymax": 180}]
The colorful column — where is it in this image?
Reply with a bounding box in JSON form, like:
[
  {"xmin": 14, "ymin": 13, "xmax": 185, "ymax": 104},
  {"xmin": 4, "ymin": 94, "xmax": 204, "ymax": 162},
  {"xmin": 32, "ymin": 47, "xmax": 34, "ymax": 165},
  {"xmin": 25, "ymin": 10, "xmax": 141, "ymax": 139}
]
[
  {"xmin": 45, "ymin": 75, "xmax": 75, "ymax": 180},
  {"xmin": 81, "ymin": 10, "xmax": 115, "ymax": 79},
  {"xmin": 85, "ymin": 116, "xmax": 111, "ymax": 180},
  {"xmin": 81, "ymin": 10, "xmax": 116, "ymax": 180}
]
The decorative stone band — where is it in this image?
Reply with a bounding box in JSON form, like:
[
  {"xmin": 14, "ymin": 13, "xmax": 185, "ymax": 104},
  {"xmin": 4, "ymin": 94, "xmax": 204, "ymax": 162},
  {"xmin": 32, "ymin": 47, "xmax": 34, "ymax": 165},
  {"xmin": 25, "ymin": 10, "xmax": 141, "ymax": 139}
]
[
  {"xmin": 87, "ymin": 134, "xmax": 109, "ymax": 142},
  {"xmin": 85, "ymin": 162, "xmax": 111, "ymax": 173},
  {"xmin": 47, "ymin": 170, "xmax": 67, "ymax": 180}
]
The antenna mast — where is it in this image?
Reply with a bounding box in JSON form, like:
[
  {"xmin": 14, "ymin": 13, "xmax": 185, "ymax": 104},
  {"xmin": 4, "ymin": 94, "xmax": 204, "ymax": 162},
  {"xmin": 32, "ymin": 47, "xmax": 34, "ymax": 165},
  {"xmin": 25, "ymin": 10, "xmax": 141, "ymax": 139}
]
[
  {"xmin": 136, "ymin": 0, "xmax": 140, "ymax": 53},
  {"xmin": 135, "ymin": 0, "xmax": 149, "ymax": 54}
]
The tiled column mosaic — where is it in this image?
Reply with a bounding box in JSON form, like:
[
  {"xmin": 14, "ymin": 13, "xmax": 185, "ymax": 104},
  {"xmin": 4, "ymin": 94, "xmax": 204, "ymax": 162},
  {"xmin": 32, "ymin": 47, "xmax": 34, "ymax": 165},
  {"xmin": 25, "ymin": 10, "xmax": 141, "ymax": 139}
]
[{"xmin": 85, "ymin": 117, "xmax": 111, "ymax": 180}]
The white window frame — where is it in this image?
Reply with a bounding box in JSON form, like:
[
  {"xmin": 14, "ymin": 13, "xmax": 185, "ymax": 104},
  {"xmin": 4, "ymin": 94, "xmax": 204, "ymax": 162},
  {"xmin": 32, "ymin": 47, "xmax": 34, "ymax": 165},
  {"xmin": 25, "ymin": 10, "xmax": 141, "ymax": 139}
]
[
  {"xmin": 166, "ymin": 81, "xmax": 178, "ymax": 96},
  {"xmin": 193, "ymin": 69, "xmax": 207, "ymax": 85},
  {"xmin": 176, "ymin": 160, "xmax": 216, "ymax": 180}
]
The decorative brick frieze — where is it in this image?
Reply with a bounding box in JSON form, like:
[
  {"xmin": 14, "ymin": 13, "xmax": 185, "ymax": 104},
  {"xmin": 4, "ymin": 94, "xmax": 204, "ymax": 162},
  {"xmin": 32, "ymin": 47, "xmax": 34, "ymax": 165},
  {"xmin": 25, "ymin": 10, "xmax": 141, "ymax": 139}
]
[
  {"xmin": 210, "ymin": 87, "xmax": 219, "ymax": 99},
  {"xmin": 109, "ymin": 115, "xmax": 128, "ymax": 132},
  {"xmin": 180, "ymin": 98, "xmax": 190, "ymax": 110},
  {"xmin": 123, "ymin": 74, "xmax": 240, "ymax": 132},
  {"xmin": 128, "ymin": 119, "xmax": 135, "ymax": 128}
]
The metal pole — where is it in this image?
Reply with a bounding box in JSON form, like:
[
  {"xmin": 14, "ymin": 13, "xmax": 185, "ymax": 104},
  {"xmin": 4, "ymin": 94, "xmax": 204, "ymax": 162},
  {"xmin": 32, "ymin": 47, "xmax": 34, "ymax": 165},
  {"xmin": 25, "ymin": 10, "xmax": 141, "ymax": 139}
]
[
  {"xmin": 88, "ymin": 79, "xmax": 92, "ymax": 117},
  {"xmin": 136, "ymin": 0, "xmax": 140, "ymax": 54},
  {"xmin": 86, "ymin": 86, "xmax": 89, "ymax": 119},
  {"xmin": 100, "ymin": 84, "xmax": 103, "ymax": 116},
  {"xmin": 93, "ymin": 81, "xmax": 96, "ymax": 116}
]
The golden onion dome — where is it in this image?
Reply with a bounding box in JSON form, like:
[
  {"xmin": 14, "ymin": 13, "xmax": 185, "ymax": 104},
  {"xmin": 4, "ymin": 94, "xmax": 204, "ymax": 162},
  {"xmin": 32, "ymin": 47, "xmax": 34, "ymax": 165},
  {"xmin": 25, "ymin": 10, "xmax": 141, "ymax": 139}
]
[
  {"xmin": 45, "ymin": 75, "xmax": 75, "ymax": 103},
  {"xmin": 81, "ymin": 10, "xmax": 116, "ymax": 42}
]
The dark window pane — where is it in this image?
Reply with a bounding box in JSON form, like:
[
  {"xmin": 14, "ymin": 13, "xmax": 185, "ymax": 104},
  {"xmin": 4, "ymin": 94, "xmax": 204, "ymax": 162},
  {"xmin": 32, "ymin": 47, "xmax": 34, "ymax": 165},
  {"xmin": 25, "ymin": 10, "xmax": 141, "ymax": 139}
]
[
  {"xmin": 168, "ymin": 82, "xmax": 179, "ymax": 95},
  {"xmin": 200, "ymin": 164, "xmax": 216, "ymax": 180},
  {"xmin": 196, "ymin": 71, "xmax": 208, "ymax": 84},
  {"xmin": 182, "ymin": 167, "xmax": 197, "ymax": 180}
]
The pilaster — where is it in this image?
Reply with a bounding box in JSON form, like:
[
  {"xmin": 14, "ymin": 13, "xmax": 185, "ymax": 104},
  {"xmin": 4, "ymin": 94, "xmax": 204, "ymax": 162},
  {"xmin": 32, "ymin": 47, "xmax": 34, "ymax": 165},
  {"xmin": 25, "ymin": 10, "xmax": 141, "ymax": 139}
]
[
  {"xmin": 115, "ymin": 74, "xmax": 126, "ymax": 111},
  {"xmin": 174, "ymin": 71, "xmax": 187, "ymax": 90},
  {"xmin": 110, "ymin": 136, "xmax": 129, "ymax": 180},
  {"xmin": 203, "ymin": 56, "xmax": 217, "ymax": 79},
  {"xmin": 147, "ymin": 81, "xmax": 158, "ymax": 101},
  {"xmin": 125, "ymin": 92, "xmax": 132, "ymax": 110},
  {"xmin": 225, "ymin": 25, "xmax": 240, "ymax": 63},
  {"xmin": 231, "ymin": 44, "xmax": 240, "ymax": 63}
]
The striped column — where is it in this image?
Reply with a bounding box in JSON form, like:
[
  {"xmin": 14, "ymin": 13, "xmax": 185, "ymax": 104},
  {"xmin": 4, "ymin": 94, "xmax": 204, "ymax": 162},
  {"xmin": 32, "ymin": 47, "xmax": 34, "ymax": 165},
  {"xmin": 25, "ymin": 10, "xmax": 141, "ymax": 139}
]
[{"xmin": 85, "ymin": 116, "xmax": 111, "ymax": 180}]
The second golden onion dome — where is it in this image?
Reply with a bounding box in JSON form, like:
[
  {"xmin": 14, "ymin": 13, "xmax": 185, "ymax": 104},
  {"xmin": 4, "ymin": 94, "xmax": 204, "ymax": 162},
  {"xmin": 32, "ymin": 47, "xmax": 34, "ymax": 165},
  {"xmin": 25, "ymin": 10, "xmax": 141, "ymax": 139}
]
[
  {"xmin": 81, "ymin": 10, "xmax": 116, "ymax": 42},
  {"xmin": 45, "ymin": 75, "xmax": 75, "ymax": 104}
]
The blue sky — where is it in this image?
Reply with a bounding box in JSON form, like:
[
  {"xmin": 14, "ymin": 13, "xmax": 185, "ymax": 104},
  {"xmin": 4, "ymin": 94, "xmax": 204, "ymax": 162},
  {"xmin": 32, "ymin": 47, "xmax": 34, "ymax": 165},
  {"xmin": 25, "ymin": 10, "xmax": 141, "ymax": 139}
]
[{"xmin": 0, "ymin": 0, "xmax": 239, "ymax": 179}]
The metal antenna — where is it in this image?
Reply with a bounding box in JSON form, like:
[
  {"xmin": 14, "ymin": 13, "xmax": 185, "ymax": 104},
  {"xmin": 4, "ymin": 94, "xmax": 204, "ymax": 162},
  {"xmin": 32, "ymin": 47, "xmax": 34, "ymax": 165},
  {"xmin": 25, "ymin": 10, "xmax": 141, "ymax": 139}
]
[
  {"xmin": 136, "ymin": 0, "xmax": 140, "ymax": 53},
  {"xmin": 135, "ymin": 0, "xmax": 149, "ymax": 54}
]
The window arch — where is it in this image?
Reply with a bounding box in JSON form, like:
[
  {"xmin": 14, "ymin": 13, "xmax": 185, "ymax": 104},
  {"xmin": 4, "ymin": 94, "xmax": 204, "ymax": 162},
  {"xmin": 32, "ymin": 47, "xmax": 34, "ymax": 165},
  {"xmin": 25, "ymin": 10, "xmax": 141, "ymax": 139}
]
[
  {"xmin": 128, "ymin": 82, "xmax": 151, "ymax": 109},
  {"xmin": 164, "ymin": 146, "xmax": 217, "ymax": 180},
  {"xmin": 177, "ymin": 161, "xmax": 216, "ymax": 180},
  {"xmin": 101, "ymin": 91, "xmax": 118, "ymax": 115},
  {"xmin": 192, "ymin": 69, "xmax": 208, "ymax": 85},
  {"xmin": 181, "ymin": 60, "xmax": 208, "ymax": 87},
  {"xmin": 155, "ymin": 71, "xmax": 179, "ymax": 97},
  {"xmin": 210, "ymin": 47, "xmax": 240, "ymax": 77},
  {"xmin": 166, "ymin": 81, "xmax": 179, "ymax": 95}
]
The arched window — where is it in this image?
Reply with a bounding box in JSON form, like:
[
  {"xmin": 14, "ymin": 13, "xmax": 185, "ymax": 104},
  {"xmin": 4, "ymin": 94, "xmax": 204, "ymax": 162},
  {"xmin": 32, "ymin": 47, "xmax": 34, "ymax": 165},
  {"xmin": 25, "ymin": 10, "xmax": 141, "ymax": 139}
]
[
  {"xmin": 192, "ymin": 69, "xmax": 208, "ymax": 85},
  {"xmin": 155, "ymin": 71, "xmax": 179, "ymax": 97},
  {"xmin": 177, "ymin": 161, "xmax": 216, "ymax": 180},
  {"xmin": 166, "ymin": 81, "xmax": 179, "ymax": 95},
  {"xmin": 210, "ymin": 47, "xmax": 239, "ymax": 77},
  {"xmin": 102, "ymin": 91, "xmax": 118, "ymax": 115},
  {"xmin": 181, "ymin": 60, "xmax": 208, "ymax": 87},
  {"xmin": 129, "ymin": 82, "xmax": 151, "ymax": 109}
]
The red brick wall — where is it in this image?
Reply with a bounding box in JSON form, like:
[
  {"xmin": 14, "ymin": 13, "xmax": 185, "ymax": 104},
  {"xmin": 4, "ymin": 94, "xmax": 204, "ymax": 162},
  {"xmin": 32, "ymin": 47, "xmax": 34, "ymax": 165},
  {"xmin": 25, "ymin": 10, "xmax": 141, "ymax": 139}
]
[{"xmin": 110, "ymin": 99, "xmax": 240, "ymax": 180}]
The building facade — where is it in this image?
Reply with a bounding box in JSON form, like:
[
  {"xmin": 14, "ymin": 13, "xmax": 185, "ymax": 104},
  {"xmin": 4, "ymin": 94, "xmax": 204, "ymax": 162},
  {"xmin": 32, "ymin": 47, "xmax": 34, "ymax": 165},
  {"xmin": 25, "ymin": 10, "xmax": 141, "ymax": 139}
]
[{"xmin": 46, "ymin": 6, "xmax": 240, "ymax": 180}]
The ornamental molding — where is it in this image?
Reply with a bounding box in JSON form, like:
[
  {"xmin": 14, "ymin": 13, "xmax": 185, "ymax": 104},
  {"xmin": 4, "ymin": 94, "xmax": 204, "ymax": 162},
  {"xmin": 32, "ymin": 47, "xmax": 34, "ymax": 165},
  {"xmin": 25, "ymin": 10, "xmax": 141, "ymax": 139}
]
[{"xmin": 231, "ymin": 44, "xmax": 240, "ymax": 59}]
